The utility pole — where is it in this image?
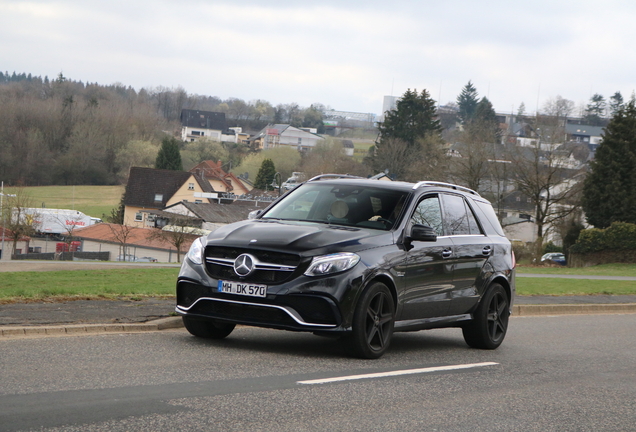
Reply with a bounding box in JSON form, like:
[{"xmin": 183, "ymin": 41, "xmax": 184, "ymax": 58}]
[{"xmin": 1, "ymin": 182, "xmax": 17, "ymax": 260}]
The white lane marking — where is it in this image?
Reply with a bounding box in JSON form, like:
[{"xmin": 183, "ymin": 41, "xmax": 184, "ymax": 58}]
[{"xmin": 297, "ymin": 362, "xmax": 499, "ymax": 385}]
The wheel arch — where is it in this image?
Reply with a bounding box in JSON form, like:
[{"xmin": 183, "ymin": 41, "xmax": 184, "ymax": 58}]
[
  {"xmin": 490, "ymin": 274, "xmax": 512, "ymax": 304},
  {"xmin": 364, "ymin": 273, "xmax": 398, "ymax": 309}
]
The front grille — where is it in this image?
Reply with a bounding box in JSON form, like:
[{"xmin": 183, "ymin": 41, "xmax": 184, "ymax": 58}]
[{"xmin": 204, "ymin": 246, "xmax": 303, "ymax": 285}]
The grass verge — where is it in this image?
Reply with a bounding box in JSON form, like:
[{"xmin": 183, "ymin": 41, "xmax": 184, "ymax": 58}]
[
  {"xmin": 0, "ymin": 268, "xmax": 179, "ymax": 303},
  {"xmin": 517, "ymin": 263, "xmax": 636, "ymax": 277},
  {"xmin": 516, "ymin": 277, "xmax": 636, "ymax": 296},
  {"xmin": 1, "ymin": 266, "xmax": 635, "ymax": 303}
]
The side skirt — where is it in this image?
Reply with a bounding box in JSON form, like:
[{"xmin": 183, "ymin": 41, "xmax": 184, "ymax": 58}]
[{"xmin": 394, "ymin": 314, "xmax": 472, "ymax": 332}]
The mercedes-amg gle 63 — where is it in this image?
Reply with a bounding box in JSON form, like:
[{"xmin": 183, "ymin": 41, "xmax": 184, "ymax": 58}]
[{"xmin": 176, "ymin": 175, "xmax": 516, "ymax": 358}]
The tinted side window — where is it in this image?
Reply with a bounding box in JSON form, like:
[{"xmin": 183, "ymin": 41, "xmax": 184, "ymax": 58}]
[
  {"xmin": 465, "ymin": 201, "xmax": 482, "ymax": 235},
  {"xmin": 411, "ymin": 195, "xmax": 443, "ymax": 235},
  {"xmin": 442, "ymin": 194, "xmax": 470, "ymax": 235},
  {"xmin": 472, "ymin": 199, "xmax": 505, "ymax": 236}
]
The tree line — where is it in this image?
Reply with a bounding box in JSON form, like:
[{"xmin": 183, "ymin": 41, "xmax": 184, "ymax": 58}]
[{"xmin": 0, "ymin": 71, "xmax": 328, "ymax": 186}]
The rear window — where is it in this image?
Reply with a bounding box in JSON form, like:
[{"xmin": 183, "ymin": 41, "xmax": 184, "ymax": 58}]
[{"xmin": 472, "ymin": 199, "xmax": 506, "ymax": 237}]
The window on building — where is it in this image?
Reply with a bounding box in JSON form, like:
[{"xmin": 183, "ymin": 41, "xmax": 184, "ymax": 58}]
[
  {"xmin": 154, "ymin": 194, "xmax": 163, "ymax": 202},
  {"xmin": 135, "ymin": 212, "xmax": 143, "ymax": 221},
  {"xmin": 188, "ymin": 183, "xmax": 195, "ymax": 190},
  {"xmin": 195, "ymin": 200, "xmax": 203, "ymax": 204}
]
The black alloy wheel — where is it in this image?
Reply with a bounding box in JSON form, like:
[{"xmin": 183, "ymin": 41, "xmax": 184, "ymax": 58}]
[
  {"xmin": 462, "ymin": 283, "xmax": 510, "ymax": 349},
  {"xmin": 349, "ymin": 282, "xmax": 395, "ymax": 359},
  {"xmin": 183, "ymin": 316, "xmax": 236, "ymax": 339}
]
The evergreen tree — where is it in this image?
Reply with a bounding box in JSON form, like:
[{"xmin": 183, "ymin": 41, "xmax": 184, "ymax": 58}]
[
  {"xmin": 467, "ymin": 97, "xmax": 500, "ymax": 144},
  {"xmin": 254, "ymin": 158, "xmax": 276, "ymax": 190},
  {"xmin": 517, "ymin": 102, "xmax": 526, "ymax": 118},
  {"xmin": 609, "ymin": 91, "xmax": 624, "ymax": 117},
  {"xmin": 155, "ymin": 136, "xmax": 183, "ymax": 171},
  {"xmin": 582, "ymin": 100, "xmax": 636, "ymax": 228},
  {"xmin": 456, "ymin": 81, "xmax": 479, "ymax": 124},
  {"xmin": 583, "ymin": 93, "xmax": 607, "ymax": 126},
  {"xmin": 377, "ymin": 88, "xmax": 441, "ymax": 148}
]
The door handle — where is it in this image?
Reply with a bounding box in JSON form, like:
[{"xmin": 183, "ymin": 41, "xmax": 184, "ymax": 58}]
[
  {"xmin": 482, "ymin": 246, "xmax": 492, "ymax": 256},
  {"xmin": 442, "ymin": 249, "xmax": 452, "ymax": 258}
]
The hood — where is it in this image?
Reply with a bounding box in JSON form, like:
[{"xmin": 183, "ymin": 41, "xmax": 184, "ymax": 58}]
[{"xmin": 205, "ymin": 220, "xmax": 392, "ymax": 256}]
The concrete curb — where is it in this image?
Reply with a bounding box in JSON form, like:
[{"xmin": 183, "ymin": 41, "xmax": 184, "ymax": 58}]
[
  {"xmin": 2, "ymin": 305, "xmax": 636, "ymax": 339},
  {"xmin": 0, "ymin": 316, "xmax": 184, "ymax": 339}
]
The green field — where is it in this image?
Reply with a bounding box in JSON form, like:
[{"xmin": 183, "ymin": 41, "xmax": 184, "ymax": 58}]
[
  {"xmin": 0, "ymin": 268, "xmax": 179, "ymax": 302},
  {"xmin": 1, "ymin": 264, "xmax": 635, "ymax": 302},
  {"xmin": 4, "ymin": 185, "xmax": 124, "ymax": 219}
]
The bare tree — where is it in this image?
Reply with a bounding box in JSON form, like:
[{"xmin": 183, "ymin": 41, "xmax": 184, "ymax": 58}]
[
  {"xmin": 106, "ymin": 223, "xmax": 135, "ymax": 261},
  {"xmin": 149, "ymin": 214, "xmax": 201, "ymax": 263},
  {"xmin": 448, "ymin": 133, "xmax": 493, "ymax": 192},
  {"xmin": 505, "ymin": 143, "xmax": 584, "ymax": 259},
  {"xmin": 2, "ymin": 188, "xmax": 37, "ymax": 255}
]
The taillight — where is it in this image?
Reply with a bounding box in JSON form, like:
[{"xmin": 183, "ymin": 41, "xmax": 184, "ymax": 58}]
[{"xmin": 511, "ymin": 250, "xmax": 516, "ymax": 269}]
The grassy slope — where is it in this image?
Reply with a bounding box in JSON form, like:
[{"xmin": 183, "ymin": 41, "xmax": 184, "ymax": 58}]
[{"xmin": 5, "ymin": 185, "xmax": 124, "ymax": 219}]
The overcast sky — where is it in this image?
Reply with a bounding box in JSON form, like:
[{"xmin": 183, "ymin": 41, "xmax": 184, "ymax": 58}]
[{"xmin": 2, "ymin": 0, "xmax": 635, "ymax": 117}]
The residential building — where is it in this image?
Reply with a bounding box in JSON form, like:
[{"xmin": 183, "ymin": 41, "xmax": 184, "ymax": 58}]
[
  {"xmin": 250, "ymin": 124, "xmax": 325, "ymax": 151},
  {"xmin": 123, "ymin": 167, "xmax": 216, "ymax": 228},
  {"xmin": 189, "ymin": 160, "xmax": 252, "ymax": 195},
  {"xmin": 180, "ymin": 109, "xmax": 227, "ymax": 142},
  {"xmin": 163, "ymin": 200, "xmax": 269, "ymax": 232},
  {"xmin": 67, "ymin": 223, "xmax": 197, "ymax": 263}
]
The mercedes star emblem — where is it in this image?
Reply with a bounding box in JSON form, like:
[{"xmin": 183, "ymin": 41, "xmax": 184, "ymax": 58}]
[{"xmin": 233, "ymin": 254, "xmax": 255, "ymax": 277}]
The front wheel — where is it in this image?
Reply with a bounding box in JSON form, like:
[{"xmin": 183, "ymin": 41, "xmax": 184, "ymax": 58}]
[
  {"xmin": 462, "ymin": 283, "xmax": 510, "ymax": 349},
  {"xmin": 349, "ymin": 282, "xmax": 395, "ymax": 359},
  {"xmin": 183, "ymin": 316, "xmax": 236, "ymax": 339}
]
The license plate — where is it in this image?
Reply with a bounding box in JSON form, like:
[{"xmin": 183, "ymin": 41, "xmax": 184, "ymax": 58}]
[{"xmin": 218, "ymin": 280, "xmax": 267, "ymax": 297}]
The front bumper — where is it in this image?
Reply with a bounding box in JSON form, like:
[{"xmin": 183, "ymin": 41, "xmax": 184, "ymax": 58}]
[{"xmin": 176, "ymin": 279, "xmax": 344, "ymax": 331}]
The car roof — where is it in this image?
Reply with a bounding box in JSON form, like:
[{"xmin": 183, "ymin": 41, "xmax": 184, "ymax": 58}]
[{"xmin": 306, "ymin": 177, "xmax": 479, "ymax": 196}]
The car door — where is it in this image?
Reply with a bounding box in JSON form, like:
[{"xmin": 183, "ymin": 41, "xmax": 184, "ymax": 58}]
[
  {"xmin": 441, "ymin": 193, "xmax": 493, "ymax": 315},
  {"xmin": 396, "ymin": 194, "xmax": 455, "ymax": 321}
]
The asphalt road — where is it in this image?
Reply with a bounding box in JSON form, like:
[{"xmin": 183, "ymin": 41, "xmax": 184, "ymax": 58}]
[{"xmin": 1, "ymin": 314, "xmax": 635, "ymax": 431}]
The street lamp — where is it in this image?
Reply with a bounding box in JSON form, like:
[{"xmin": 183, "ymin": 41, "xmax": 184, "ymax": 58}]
[{"xmin": 1, "ymin": 181, "xmax": 17, "ymax": 261}]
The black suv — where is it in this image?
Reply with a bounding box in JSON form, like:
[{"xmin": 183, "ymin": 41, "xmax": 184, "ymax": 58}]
[{"xmin": 176, "ymin": 176, "xmax": 515, "ymax": 358}]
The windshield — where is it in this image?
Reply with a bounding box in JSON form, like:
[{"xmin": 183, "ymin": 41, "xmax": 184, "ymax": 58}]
[{"xmin": 262, "ymin": 183, "xmax": 408, "ymax": 230}]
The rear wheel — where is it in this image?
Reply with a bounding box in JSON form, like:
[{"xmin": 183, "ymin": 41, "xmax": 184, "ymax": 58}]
[
  {"xmin": 183, "ymin": 316, "xmax": 235, "ymax": 339},
  {"xmin": 349, "ymin": 282, "xmax": 395, "ymax": 359},
  {"xmin": 462, "ymin": 283, "xmax": 509, "ymax": 349}
]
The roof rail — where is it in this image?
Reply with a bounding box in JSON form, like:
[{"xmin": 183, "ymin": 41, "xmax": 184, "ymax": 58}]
[
  {"xmin": 307, "ymin": 174, "xmax": 364, "ymax": 182},
  {"xmin": 412, "ymin": 181, "xmax": 480, "ymax": 196}
]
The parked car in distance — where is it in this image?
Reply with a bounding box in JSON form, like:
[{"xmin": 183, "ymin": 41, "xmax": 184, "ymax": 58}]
[
  {"xmin": 135, "ymin": 256, "xmax": 158, "ymax": 262},
  {"xmin": 177, "ymin": 176, "xmax": 516, "ymax": 359},
  {"xmin": 541, "ymin": 252, "xmax": 566, "ymax": 266},
  {"xmin": 116, "ymin": 254, "xmax": 157, "ymax": 263}
]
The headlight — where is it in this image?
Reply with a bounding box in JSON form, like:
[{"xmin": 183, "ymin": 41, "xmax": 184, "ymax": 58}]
[
  {"xmin": 304, "ymin": 253, "xmax": 360, "ymax": 277},
  {"xmin": 186, "ymin": 236, "xmax": 205, "ymax": 265}
]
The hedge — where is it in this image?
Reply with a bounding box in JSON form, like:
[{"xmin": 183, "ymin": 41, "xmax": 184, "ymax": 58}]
[{"xmin": 570, "ymin": 222, "xmax": 636, "ymax": 254}]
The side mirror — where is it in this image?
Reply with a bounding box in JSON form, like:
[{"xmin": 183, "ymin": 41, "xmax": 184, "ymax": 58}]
[
  {"xmin": 248, "ymin": 210, "xmax": 263, "ymax": 220},
  {"xmin": 410, "ymin": 224, "xmax": 437, "ymax": 242}
]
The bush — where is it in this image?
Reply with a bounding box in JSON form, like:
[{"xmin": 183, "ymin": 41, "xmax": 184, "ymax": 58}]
[
  {"xmin": 570, "ymin": 222, "xmax": 636, "ymax": 254},
  {"xmin": 542, "ymin": 242, "xmax": 562, "ymax": 254}
]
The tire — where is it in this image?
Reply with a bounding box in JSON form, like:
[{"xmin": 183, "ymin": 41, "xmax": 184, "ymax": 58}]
[
  {"xmin": 462, "ymin": 283, "xmax": 510, "ymax": 349},
  {"xmin": 183, "ymin": 316, "xmax": 236, "ymax": 339},
  {"xmin": 349, "ymin": 282, "xmax": 395, "ymax": 359}
]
